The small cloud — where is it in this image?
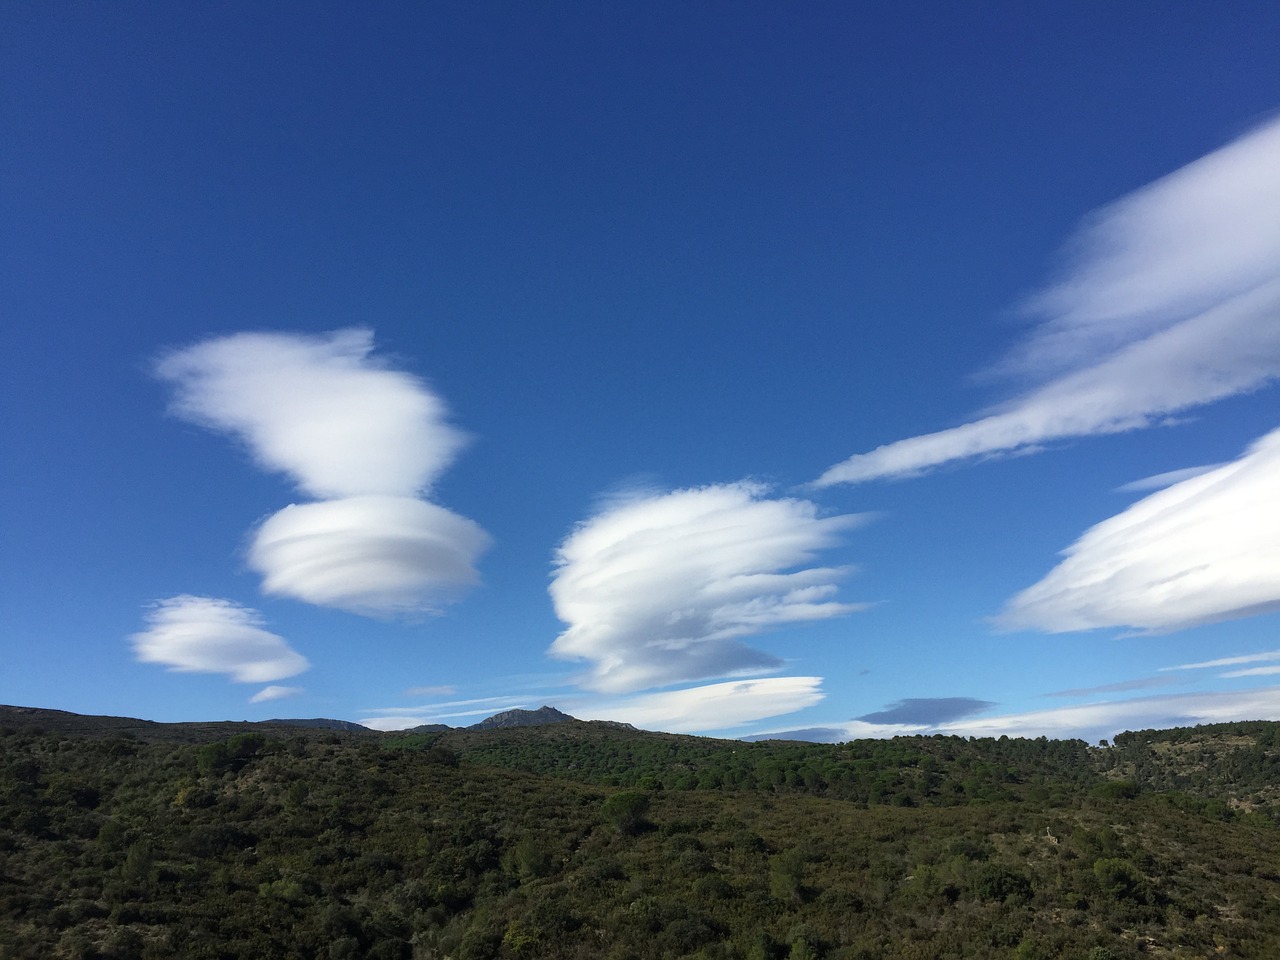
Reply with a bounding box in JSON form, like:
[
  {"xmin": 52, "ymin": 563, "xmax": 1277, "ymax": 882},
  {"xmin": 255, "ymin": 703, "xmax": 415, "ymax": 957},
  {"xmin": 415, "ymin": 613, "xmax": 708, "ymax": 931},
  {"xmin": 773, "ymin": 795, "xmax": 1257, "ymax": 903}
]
[
  {"xmin": 567, "ymin": 676, "xmax": 826, "ymax": 734},
  {"xmin": 549, "ymin": 481, "xmax": 867, "ymax": 693},
  {"xmin": 1221, "ymin": 666, "xmax": 1280, "ymax": 679},
  {"xmin": 249, "ymin": 685, "xmax": 303, "ymax": 703},
  {"xmin": 249, "ymin": 496, "xmax": 490, "ymax": 615},
  {"xmin": 815, "ymin": 116, "xmax": 1280, "ymax": 486},
  {"xmin": 740, "ymin": 727, "xmax": 849, "ymax": 743},
  {"xmin": 856, "ymin": 697, "xmax": 994, "ymax": 726},
  {"xmin": 404, "ymin": 684, "xmax": 457, "ymax": 697},
  {"xmin": 1044, "ymin": 676, "xmax": 1177, "ymax": 698},
  {"xmin": 156, "ymin": 328, "xmax": 465, "ymax": 499},
  {"xmin": 1161, "ymin": 649, "xmax": 1280, "ymax": 672},
  {"xmin": 131, "ymin": 596, "xmax": 309, "ymax": 683},
  {"xmin": 998, "ymin": 427, "xmax": 1280, "ymax": 634},
  {"xmin": 1116, "ymin": 464, "xmax": 1226, "ymax": 493}
]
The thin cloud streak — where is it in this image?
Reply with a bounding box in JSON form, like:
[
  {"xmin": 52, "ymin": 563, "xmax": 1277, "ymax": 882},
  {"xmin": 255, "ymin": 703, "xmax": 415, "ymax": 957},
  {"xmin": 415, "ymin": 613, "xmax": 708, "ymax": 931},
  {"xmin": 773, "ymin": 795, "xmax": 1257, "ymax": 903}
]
[
  {"xmin": 998, "ymin": 427, "xmax": 1280, "ymax": 633},
  {"xmin": 773, "ymin": 685, "xmax": 1280, "ymax": 744},
  {"xmin": 1116, "ymin": 464, "xmax": 1225, "ymax": 493},
  {"xmin": 549, "ymin": 482, "xmax": 867, "ymax": 693},
  {"xmin": 131, "ymin": 596, "xmax": 310, "ymax": 683},
  {"xmin": 1161, "ymin": 650, "xmax": 1280, "ymax": 672},
  {"xmin": 249, "ymin": 685, "xmax": 304, "ymax": 703},
  {"xmin": 815, "ymin": 116, "xmax": 1280, "ymax": 486},
  {"xmin": 1044, "ymin": 676, "xmax": 1176, "ymax": 698},
  {"xmin": 567, "ymin": 676, "xmax": 826, "ymax": 734}
]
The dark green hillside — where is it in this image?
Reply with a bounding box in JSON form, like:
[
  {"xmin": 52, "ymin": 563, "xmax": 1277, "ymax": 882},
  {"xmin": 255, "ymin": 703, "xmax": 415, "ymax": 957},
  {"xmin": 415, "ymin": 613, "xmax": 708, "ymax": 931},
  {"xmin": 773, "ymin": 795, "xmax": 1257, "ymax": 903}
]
[
  {"xmin": 3, "ymin": 712, "xmax": 1280, "ymax": 958},
  {"xmin": 436, "ymin": 723, "xmax": 1097, "ymax": 805}
]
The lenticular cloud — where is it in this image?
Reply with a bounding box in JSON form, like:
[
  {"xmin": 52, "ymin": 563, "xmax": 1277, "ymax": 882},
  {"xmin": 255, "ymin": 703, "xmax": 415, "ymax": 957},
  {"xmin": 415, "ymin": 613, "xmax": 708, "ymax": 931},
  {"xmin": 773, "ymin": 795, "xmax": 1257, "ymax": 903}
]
[
  {"xmin": 998, "ymin": 427, "xmax": 1280, "ymax": 634},
  {"xmin": 156, "ymin": 328, "xmax": 464, "ymax": 499},
  {"xmin": 131, "ymin": 596, "xmax": 310, "ymax": 683},
  {"xmin": 157, "ymin": 329, "xmax": 488, "ymax": 616},
  {"xmin": 250, "ymin": 496, "xmax": 490, "ymax": 615},
  {"xmin": 815, "ymin": 116, "xmax": 1280, "ymax": 486},
  {"xmin": 549, "ymin": 482, "xmax": 867, "ymax": 693}
]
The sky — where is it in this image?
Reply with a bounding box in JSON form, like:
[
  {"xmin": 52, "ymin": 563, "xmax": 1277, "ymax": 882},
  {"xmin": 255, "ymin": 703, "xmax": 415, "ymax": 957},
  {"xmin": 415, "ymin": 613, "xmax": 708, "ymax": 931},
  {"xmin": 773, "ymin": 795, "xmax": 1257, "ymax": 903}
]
[{"xmin": 3, "ymin": 2, "xmax": 1279, "ymax": 745}]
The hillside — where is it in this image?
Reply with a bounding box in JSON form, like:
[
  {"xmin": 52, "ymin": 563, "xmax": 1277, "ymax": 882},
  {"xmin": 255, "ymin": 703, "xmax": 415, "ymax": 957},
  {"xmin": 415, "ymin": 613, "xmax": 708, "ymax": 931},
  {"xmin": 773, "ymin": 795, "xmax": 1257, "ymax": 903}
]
[{"xmin": 2, "ymin": 708, "xmax": 1280, "ymax": 958}]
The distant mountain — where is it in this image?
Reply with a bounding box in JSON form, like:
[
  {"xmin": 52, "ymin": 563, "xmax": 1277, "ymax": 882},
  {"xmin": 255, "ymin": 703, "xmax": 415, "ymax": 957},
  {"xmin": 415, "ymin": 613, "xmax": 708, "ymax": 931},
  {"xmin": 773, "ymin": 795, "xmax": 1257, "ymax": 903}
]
[
  {"xmin": 468, "ymin": 705, "xmax": 575, "ymax": 730},
  {"xmin": 405, "ymin": 723, "xmax": 452, "ymax": 734},
  {"xmin": 265, "ymin": 718, "xmax": 370, "ymax": 732}
]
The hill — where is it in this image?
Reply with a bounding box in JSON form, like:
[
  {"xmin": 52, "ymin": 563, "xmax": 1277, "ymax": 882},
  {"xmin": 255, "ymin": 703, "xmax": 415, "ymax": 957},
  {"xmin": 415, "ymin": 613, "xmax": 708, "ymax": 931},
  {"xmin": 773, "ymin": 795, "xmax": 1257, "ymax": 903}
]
[{"xmin": 3, "ymin": 707, "xmax": 1280, "ymax": 958}]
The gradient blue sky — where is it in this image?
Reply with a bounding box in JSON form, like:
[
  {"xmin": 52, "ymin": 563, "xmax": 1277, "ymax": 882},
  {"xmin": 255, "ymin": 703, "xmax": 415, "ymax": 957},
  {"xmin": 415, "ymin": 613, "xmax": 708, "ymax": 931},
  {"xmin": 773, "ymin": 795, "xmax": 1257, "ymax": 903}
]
[{"xmin": 4, "ymin": 2, "xmax": 1279, "ymax": 743}]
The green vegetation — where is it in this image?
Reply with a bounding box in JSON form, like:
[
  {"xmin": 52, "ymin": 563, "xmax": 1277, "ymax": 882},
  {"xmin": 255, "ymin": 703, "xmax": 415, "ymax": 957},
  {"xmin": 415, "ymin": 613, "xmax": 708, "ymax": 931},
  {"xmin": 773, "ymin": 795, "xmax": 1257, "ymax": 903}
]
[{"xmin": 2, "ymin": 711, "xmax": 1280, "ymax": 958}]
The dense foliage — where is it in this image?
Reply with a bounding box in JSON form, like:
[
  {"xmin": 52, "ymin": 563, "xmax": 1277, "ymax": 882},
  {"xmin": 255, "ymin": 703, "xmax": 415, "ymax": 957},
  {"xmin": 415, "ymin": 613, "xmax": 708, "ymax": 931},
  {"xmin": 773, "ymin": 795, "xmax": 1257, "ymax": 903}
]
[{"xmin": 3, "ymin": 712, "xmax": 1280, "ymax": 959}]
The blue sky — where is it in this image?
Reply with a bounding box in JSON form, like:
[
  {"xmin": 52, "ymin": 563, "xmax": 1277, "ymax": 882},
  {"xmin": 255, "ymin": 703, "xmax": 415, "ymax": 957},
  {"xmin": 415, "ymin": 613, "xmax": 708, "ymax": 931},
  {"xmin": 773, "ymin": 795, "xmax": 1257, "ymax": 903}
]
[{"xmin": 4, "ymin": 2, "xmax": 1279, "ymax": 743}]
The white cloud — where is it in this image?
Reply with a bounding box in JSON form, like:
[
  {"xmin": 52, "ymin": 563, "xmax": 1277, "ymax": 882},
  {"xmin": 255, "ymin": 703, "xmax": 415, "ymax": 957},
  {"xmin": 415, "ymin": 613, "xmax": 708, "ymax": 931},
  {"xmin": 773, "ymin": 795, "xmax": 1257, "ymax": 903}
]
[
  {"xmin": 934, "ymin": 686, "xmax": 1280, "ymax": 743},
  {"xmin": 567, "ymin": 676, "xmax": 826, "ymax": 734},
  {"xmin": 1161, "ymin": 649, "xmax": 1280, "ymax": 672},
  {"xmin": 249, "ymin": 496, "xmax": 490, "ymax": 615},
  {"xmin": 549, "ymin": 482, "xmax": 867, "ymax": 693},
  {"xmin": 997, "ymin": 427, "xmax": 1280, "ymax": 633},
  {"xmin": 1115, "ymin": 464, "xmax": 1226, "ymax": 493},
  {"xmin": 815, "ymin": 116, "xmax": 1280, "ymax": 486},
  {"xmin": 156, "ymin": 330, "xmax": 490, "ymax": 617},
  {"xmin": 249, "ymin": 684, "xmax": 304, "ymax": 703},
  {"xmin": 359, "ymin": 695, "xmax": 534, "ymax": 731},
  {"xmin": 131, "ymin": 596, "xmax": 310, "ymax": 683},
  {"xmin": 773, "ymin": 685, "xmax": 1280, "ymax": 744},
  {"xmin": 1221, "ymin": 666, "xmax": 1280, "ymax": 679},
  {"xmin": 156, "ymin": 328, "xmax": 464, "ymax": 499}
]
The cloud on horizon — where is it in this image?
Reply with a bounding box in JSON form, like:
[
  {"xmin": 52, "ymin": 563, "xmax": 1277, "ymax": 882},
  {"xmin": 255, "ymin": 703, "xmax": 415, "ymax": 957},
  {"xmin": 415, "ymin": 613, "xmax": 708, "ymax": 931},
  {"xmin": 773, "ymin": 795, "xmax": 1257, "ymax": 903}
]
[
  {"xmin": 549, "ymin": 482, "xmax": 867, "ymax": 693},
  {"xmin": 567, "ymin": 676, "xmax": 826, "ymax": 734},
  {"xmin": 765, "ymin": 685, "xmax": 1280, "ymax": 745},
  {"xmin": 997, "ymin": 427, "xmax": 1280, "ymax": 633},
  {"xmin": 815, "ymin": 116, "xmax": 1280, "ymax": 487},
  {"xmin": 131, "ymin": 596, "xmax": 310, "ymax": 683},
  {"xmin": 855, "ymin": 697, "xmax": 994, "ymax": 725},
  {"xmin": 157, "ymin": 330, "xmax": 488, "ymax": 616}
]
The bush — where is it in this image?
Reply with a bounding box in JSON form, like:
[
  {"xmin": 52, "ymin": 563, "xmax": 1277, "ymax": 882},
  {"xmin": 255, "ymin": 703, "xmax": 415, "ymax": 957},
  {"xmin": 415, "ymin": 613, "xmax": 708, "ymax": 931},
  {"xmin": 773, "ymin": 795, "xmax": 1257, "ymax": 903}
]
[{"xmin": 601, "ymin": 792, "xmax": 651, "ymax": 835}]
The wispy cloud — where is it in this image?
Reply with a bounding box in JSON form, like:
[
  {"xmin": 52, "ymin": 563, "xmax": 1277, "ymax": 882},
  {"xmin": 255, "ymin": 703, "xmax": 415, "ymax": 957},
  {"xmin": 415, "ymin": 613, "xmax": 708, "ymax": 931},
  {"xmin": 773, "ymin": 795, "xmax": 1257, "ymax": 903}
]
[
  {"xmin": 815, "ymin": 116, "xmax": 1280, "ymax": 486},
  {"xmin": 1222, "ymin": 666, "xmax": 1280, "ymax": 679},
  {"xmin": 359, "ymin": 695, "xmax": 533, "ymax": 731},
  {"xmin": 1115, "ymin": 464, "xmax": 1225, "ymax": 493},
  {"xmin": 404, "ymin": 684, "xmax": 457, "ymax": 697},
  {"xmin": 157, "ymin": 330, "xmax": 489, "ymax": 616},
  {"xmin": 249, "ymin": 684, "xmax": 304, "ymax": 703},
  {"xmin": 775, "ymin": 685, "xmax": 1280, "ymax": 744},
  {"xmin": 567, "ymin": 676, "xmax": 826, "ymax": 734},
  {"xmin": 156, "ymin": 328, "xmax": 464, "ymax": 499},
  {"xmin": 1043, "ymin": 676, "xmax": 1176, "ymax": 698},
  {"xmin": 934, "ymin": 686, "xmax": 1280, "ymax": 743},
  {"xmin": 549, "ymin": 482, "xmax": 867, "ymax": 693},
  {"xmin": 131, "ymin": 596, "xmax": 310, "ymax": 683},
  {"xmin": 997, "ymin": 427, "xmax": 1280, "ymax": 633},
  {"xmin": 1161, "ymin": 649, "xmax": 1280, "ymax": 672}
]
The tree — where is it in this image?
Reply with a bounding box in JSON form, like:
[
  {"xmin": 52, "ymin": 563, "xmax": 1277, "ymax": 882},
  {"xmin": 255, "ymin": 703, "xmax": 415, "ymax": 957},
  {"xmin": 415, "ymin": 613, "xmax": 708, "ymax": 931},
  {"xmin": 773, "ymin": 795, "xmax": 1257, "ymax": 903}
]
[{"xmin": 601, "ymin": 791, "xmax": 650, "ymax": 835}]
